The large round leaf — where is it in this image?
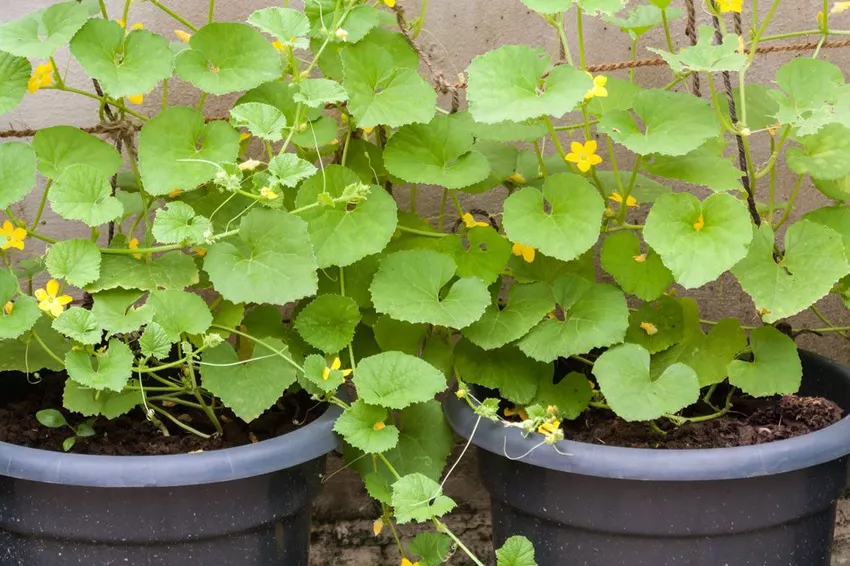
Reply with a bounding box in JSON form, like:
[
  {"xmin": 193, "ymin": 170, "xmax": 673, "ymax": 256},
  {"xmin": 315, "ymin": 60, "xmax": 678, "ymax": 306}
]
[
  {"xmin": 334, "ymin": 400, "xmax": 399, "ymax": 454},
  {"xmin": 728, "ymin": 326, "xmax": 802, "ymax": 398},
  {"xmin": 204, "ymin": 208, "xmax": 318, "ymax": 306},
  {"xmin": 33, "ymin": 126, "xmax": 123, "ymax": 180},
  {"xmin": 175, "ymin": 23, "xmax": 283, "ymax": 95},
  {"xmin": 65, "ymin": 339, "xmax": 133, "ymax": 393},
  {"xmin": 600, "ymin": 231, "xmax": 673, "ymax": 301},
  {"xmin": 294, "ymin": 294, "xmax": 361, "ymax": 353},
  {"xmin": 0, "ymin": 51, "xmax": 30, "ymax": 116},
  {"xmin": 464, "ymin": 282, "xmax": 554, "ymax": 350},
  {"xmin": 598, "ymin": 89, "xmax": 718, "ymax": 156},
  {"xmin": 643, "ymin": 192, "xmax": 753, "ymax": 288},
  {"xmin": 138, "ymin": 106, "xmax": 240, "ymax": 196},
  {"xmin": 0, "ymin": 1, "xmax": 89, "ymax": 59},
  {"xmin": 247, "ymin": 7, "xmax": 310, "ymax": 49},
  {"xmin": 383, "ymin": 114, "xmax": 490, "ymax": 189},
  {"xmin": 503, "ymin": 173, "xmax": 604, "ymax": 263},
  {"xmin": 295, "ymin": 165, "xmax": 398, "ymax": 268},
  {"xmin": 593, "ymin": 343, "xmax": 700, "ymax": 422},
  {"xmin": 732, "ymin": 222, "xmax": 849, "ymax": 323},
  {"xmin": 50, "ymin": 164, "xmax": 123, "ymax": 227},
  {"xmin": 70, "ymin": 20, "xmax": 173, "ymax": 98},
  {"xmin": 45, "ymin": 239, "xmax": 101, "ymax": 288},
  {"xmin": 353, "ymin": 351, "xmax": 446, "ymax": 409},
  {"xmin": 370, "ymin": 249, "xmax": 490, "ymax": 329},
  {"xmin": 454, "ymin": 339, "xmax": 550, "ymax": 405},
  {"xmin": 786, "ymin": 124, "xmax": 850, "ymax": 181},
  {"xmin": 467, "ymin": 45, "xmax": 591, "ymax": 124},
  {"xmin": 0, "ymin": 142, "xmax": 35, "ymax": 209},
  {"xmin": 0, "ymin": 295, "xmax": 40, "ymax": 340}
]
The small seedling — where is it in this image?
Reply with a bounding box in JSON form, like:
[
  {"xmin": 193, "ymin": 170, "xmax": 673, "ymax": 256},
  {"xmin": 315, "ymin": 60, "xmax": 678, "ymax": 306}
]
[{"xmin": 35, "ymin": 410, "xmax": 96, "ymax": 452}]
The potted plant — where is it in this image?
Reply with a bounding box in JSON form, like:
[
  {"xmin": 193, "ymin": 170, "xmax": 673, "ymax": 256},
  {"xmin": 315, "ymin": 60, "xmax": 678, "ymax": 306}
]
[{"xmin": 437, "ymin": 0, "xmax": 850, "ymax": 564}]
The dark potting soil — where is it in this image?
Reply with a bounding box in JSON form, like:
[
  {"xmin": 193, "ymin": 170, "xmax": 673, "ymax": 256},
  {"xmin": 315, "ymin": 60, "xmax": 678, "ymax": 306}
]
[
  {"xmin": 558, "ymin": 394, "xmax": 843, "ymax": 449},
  {"xmin": 0, "ymin": 375, "xmax": 323, "ymax": 455}
]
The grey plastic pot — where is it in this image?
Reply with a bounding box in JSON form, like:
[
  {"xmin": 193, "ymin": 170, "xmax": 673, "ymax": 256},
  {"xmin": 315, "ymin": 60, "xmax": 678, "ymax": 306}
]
[
  {"xmin": 0, "ymin": 388, "xmax": 340, "ymax": 566},
  {"xmin": 445, "ymin": 351, "xmax": 850, "ymax": 566}
]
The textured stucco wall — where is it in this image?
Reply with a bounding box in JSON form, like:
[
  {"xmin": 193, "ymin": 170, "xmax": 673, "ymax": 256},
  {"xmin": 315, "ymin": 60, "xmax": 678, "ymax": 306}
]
[{"xmin": 5, "ymin": 1, "xmax": 850, "ymax": 563}]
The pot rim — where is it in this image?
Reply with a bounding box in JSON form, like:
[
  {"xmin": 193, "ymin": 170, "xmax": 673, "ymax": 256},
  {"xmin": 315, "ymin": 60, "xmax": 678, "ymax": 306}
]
[
  {"xmin": 0, "ymin": 401, "xmax": 341, "ymax": 488},
  {"xmin": 444, "ymin": 350, "xmax": 850, "ymax": 481}
]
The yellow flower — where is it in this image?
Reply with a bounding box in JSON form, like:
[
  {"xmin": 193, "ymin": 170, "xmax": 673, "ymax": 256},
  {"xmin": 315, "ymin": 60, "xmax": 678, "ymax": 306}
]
[
  {"xmin": 27, "ymin": 61, "xmax": 54, "ymax": 94},
  {"xmin": 505, "ymin": 172, "xmax": 527, "ymax": 185},
  {"xmin": 34, "ymin": 280, "xmax": 72, "ymax": 317},
  {"xmin": 693, "ymin": 213, "xmax": 705, "ymax": 232},
  {"xmin": 504, "ymin": 405, "xmax": 529, "ymax": 420},
  {"xmin": 455, "ymin": 389, "xmax": 466, "ymax": 399},
  {"xmin": 565, "ymin": 140, "xmax": 603, "ymax": 173},
  {"xmin": 363, "ymin": 127, "xmax": 374, "ymax": 135},
  {"xmin": 372, "ymin": 518, "xmax": 384, "ymax": 536},
  {"xmin": 512, "ymin": 242, "xmax": 536, "ymax": 263},
  {"xmin": 833, "ymin": 1, "xmax": 850, "ymax": 13},
  {"xmin": 118, "ymin": 21, "xmax": 144, "ymax": 31},
  {"xmin": 401, "ymin": 559, "xmax": 420, "ymax": 566},
  {"xmin": 585, "ymin": 73, "xmax": 608, "ymax": 100},
  {"xmin": 384, "ymin": 0, "xmax": 397, "ymax": 6},
  {"xmin": 322, "ymin": 357, "xmax": 353, "ymax": 380},
  {"xmin": 640, "ymin": 322, "xmax": 659, "ymax": 336},
  {"xmin": 127, "ymin": 94, "xmax": 144, "ymax": 105},
  {"xmin": 239, "ymin": 132, "xmax": 251, "ymax": 143},
  {"xmin": 272, "ymin": 39, "xmax": 286, "ymax": 51},
  {"xmin": 538, "ymin": 420, "xmax": 561, "ymax": 435},
  {"xmin": 608, "ymin": 192, "xmax": 639, "ymax": 208},
  {"xmin": 462, "ymin": 213, "xmax": 489, "ymax": 229},
  {"xmin": 633, "ymin": 253, "xmax": 647, "ymax": 263},
  {"xmin": 194, "ymin": 247, "xmax": 208, "ymax": 257},
  {"xmin": 0, "ymin": 221, "xmax": 26, "ymax": 251},
  {"xmin": 335, "ymin": 28, "xmax": 349, "ymax": 41},
  {"xmin": 168, "ymin": 188, "xmax": 184, "ymax": 199},
  {"xmin": 128, "ymin": 238, "xmax": 142, "ymax": 260},
  {"xmin": 260, "ymin": 187, "xmax": 280, "ymax": 200},
  {"xmin": 3, "ymin": 302, "xmax": 13, "ymax": 316},
  {"xmin": 239, "ymin": 159, "xmax": 262, "ymax": 171},
  {"xmin": 373, "ymin": 421, "xmax": 386, "ymax": 431},
  {"xmin": 547, "ymin": 405, "xmax": 558, "ymax": 416},
  {"xmin": 716, "ymin": 0, "xmax": 743, "ymax": 13},
  {"xmin": 175, "ymin": 30, "xmax": 192, "ymax": 43}
]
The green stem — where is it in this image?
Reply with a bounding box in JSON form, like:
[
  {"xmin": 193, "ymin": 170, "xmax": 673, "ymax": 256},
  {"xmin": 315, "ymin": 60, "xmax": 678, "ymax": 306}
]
[
  {"xmin": 146, "ymin": 396, "xmax": 204, "ymax": 409},
  {"xmin": 449, "ymin": 191, "xmax": 464, "ymax": 219},
  {"xmin": 629, "ymin": 37, "xmax": 637, "ymax": 82},
  {"xmin": 755, "ymin": 126, "xmax": 791, "ymax": 179},
  {"xmin": 554, "ymin": 120, "xmax": 598, "ymax": 131},
  {"xmin": 197, "ymin": 92, "xmax": 208, "ymax": 113},
  {"xmin": 617, "ymin": 155, "xmax": 643, "ymax": 224},
  {"xmin": 705, "ymin": 73, "xmax": 736, "ymax": 133},
  {"xmin": 341, "ymin": 128, "xmax": 353, "ymax": 167},
  {"xmin": 98, "ymin": 0, "xmax": 108, "ymax": 19},
  {"xmin": 377, "ymin": 453, "xmax": 401, "ymax": 480},
  {"xmin": 533, "ymin": 140, "xmax": 548, "ymax": 179},
  {"xmin": 433, "ymin": 520, "xmax": 486, "ymax": 566},
  {"xmin": 576, "ymin": 9, "xmax": 586, "ymax": 70},
  {"xmin": 605, "ymin": 136, "xmax": 625, "ymax": 195},
  {"xmin": 810, "ymin": 326, "xmax": 850, "ymax": 333},
  {"xmin": 148, "ymin": 0, "xmax": 198, "ymax": 31},
  {"xmin": 396, "ymin": 225, "xmax": 450, "ymax": 238},
  {"xmin": 29, "ymin": 180, "xmax": 52, "ymax": 231},
  {"xmin": 570, "ymin": 354, "xmax": 595, "ymax": 366},
  {"xmin": 122, "ymin": 0, "xmax": 132, "ymax": 23},
  {"xmin": 773, "ymin": 174, "xmax": 804, "ymax": 230},
  {"xmin": 210, "ymin": 325, "xmax": 303, "ymax": 372},
  {"xmin": 814, "ymin": 0, "xmax": 829, "ymax": 58},
  {"xmin": 542, "ymin": 116, "xmax": 567, "ymax": 161},
  {"xmin": 810, "ymin": 305, "xmax": 837, "ymax": 328},
  {"xmin": 552, "ymin": 14, "xmax": 574, "ymax": 66},
  {"xmin": 31, "ymin": 330, "xmax": 65, "ymax": 366},
  {"xmin": 208, "ymin": 0, "xmax": 215, "ymax": 23},
  {"xmin": 437, "ymin": 188, "xmax": 448, "ymax": 232},
  {"xmin": 661, "ymin": 10, "xmax": 674, "ymax": 52},
  {"xmin": 149, "ymin": 405, "xmax": 211, "ymax": 438},
  {"xmin": 161, "ymin": 78, "xmax": 169, "ymax": 111}
]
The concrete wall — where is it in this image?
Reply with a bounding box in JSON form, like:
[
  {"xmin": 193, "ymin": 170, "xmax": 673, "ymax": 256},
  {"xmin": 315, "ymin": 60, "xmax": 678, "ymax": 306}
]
[{"xmin": 5, "ymin": 1, "xmax": 850, "ymax": 563}]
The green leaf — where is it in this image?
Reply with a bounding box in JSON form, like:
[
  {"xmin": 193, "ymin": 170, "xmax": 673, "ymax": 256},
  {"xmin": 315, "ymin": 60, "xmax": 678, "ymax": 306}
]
[
  {"xmin": 384, "ymin": 114, "xmax": 490, "ymax": 189},
  {"xmin": 454, "ymin": 227, "xmax": 513, "ymax": 285},
  {"xmin": 65, "ymin": 339, "xmax": 134, "ymax": 392},
  {"xmin": 593, "ymin": 170, "xmax": 671, "ymax": 204},
  {"xmin": 0, "ymin": 268, "xmax": 17, "ymax": 305},
  {"xmin": 643, "ymin": 192, "xmax": 753, "ymax": 288},
  {"xmin": 33, "ymin": 126, "xmax": 122, "ymax": 179},
  {"xmin": 139, "ymin": 322, "xmax": 172, "ymax": 360},
  {"xmin": 813, "ymin": 176, "xmax": 850, "ymax": 202},
  {"xmin": 643, "ymin": 138, "xmax": 743, "ymax": 192},
  {"xmin": 87, "ymin": 252, "xmax": 199, "ymax": 293},
  {"xmin": 652, "ymin": 298, "xmax": 748, "ymax": 387},
  {"xmin": 586, "ymin": 78, "xmax": 643, "ymax": 118},
  {"xmin": 295, "ymin": 165, "xmax": 398, "ymax": 268},
  {"xmin": 503, "ymin": 173, "xmax": 604, "ymax": 263},
  {"xmin": 45, "ymin": 239, "xmax": 101, "ymax": 288},
  {"xmin": 0, "ymin": 296, "xmax": 40, "ymax": 340},
  {"xmin": 786, "ymin": 124, "xmax": 850, "ymax": 181},
  {"xmin": 518, "ymin": 275, "xmax": 629, "ymax": 363},
  {"xmin": 732, "ymin": 221, "xmax": 849, "ymax": 323},
  {"xmin": 802, "ymin": 205, "xmax": 850, "ymax": 256},
  {"xmin": 728, "ymin": 326, "xmax": 801, "ymax": 397},
  {"xmin": 649, "ymin": 26, "xmax": 745, "ymax": 73},
  {"xmin": 148, "ymin": 290, "xmax": 213, "ymax": 342},
  {"xmin": 247, "ymin": 7, "xmax": 310, "ymax": 50},
  {"xmin": 91, "ymin": 290, "xmax": 153, "ymax": 334},
  {"xmin": 454, "ymin": 340, "xmax": 550, "ymax": 405},
  {"xmin": 578, "ymin": 0, "xmax": 628, "ymax": 15},
  {"xmin": 520, "ymin": 0, "xmax": 574, "ymax": 14},
  {"xmin": 0, "ymin": 142, "xmax": 35, "ymax": 209},
  {"xmin": 152, "ymin": 202, "xmax": 211, "ymax": 245},
  {"xmin": 600, "ymin": 231, "xmax": 673, "ymax": 301},
  {"xmin": 201, "ymin": 339, "xmax": 297, "ymax": 422},
  {"xmin": 497, "ymin": 536, "xmax": 539, "ymax": 566},
  {"xmin": 267, "ymin": 153, "xmax": 317, "ymax": 188},
  {"xmin": 175, "ymin": 23, "xmax": 282, "ymax": 95},
  {"xmin": 63, "ymin": 380, "xmax": 138, "ymax": 419},
  {"xmin": 0, "ymin": 51, "xmax": 30, "ymax": 116},
  {"xmin": 625, "ymin": 296, "xmax": 683, "ymax": 354},
  {"xmin": 533, "ymin": 372, "xmax": 592, "ymax": 420},
  {"xmin": 205, "ymin": 208, "xmax": 318, "ymax": 305},
  {"xmin": 36, "ymin": 408, "xmax": 67, "ymax": 428},
  {"xmin": 333, "ymin": 400, "xmax": 399, "ymax": 454},
  {"xmin": 305, "ymin": 1, "xmax": 380, "ymax": 44},
  {"xmin": 464, "ymin": 283, "xmax": 554, "ymax": 350},
  {"xmin": 300, "ymin": 353, "xmax": 347, "ymax": 395},
  {"xmin": 370, "ymin": 250, "xmax": 490, "ymax": 329},
  {"xmin": 230, "ymin": 102, "xmax": 288, "ymax": 142},
  {"xmin": 317, "ymin": 254, "xmax": 379, "ymax": 309},
  {"xmin": 293, "ymin": 78, "xmax": 348, "ymax": 108},
  {"xmin": 52, "ymin": 307, "xmax": 101, "ymax": 345},
  {"xmin": 467, "ymin": 45, "xmax": 591, "ymax": 123},
  {"xmin": 0, "ymin": 317, "xmax": 69, "ymax": 372},
  {"xmin": 373, "ymin": 316, "xmax": 427, "ymax": 355},
  {"xmin": 391, "ymin": 473, "xmax": 456, "ymax": 524},
  {"xmin": 70, "ymin": 20, "xmax": 172, "ymax": 98},
  {"xmin": 772, "ymin": 58, "xmax": 846, "ymax": 136},
  {"xmin": 605, "ymin": 4, "xmax": 679, "ymax": 37},
  {"xmin": 138, "ymin": 106, "xmax": 240, "ymax": 196},
  {"xmin": 469, "ymin": 118, "xmax": 547, "ymax": 143},
  {"xmin": 50, "ymin": 164, "xmax": 123, "ymax": 227},
  {"xmin": 342, "ymin": 41, "xmax": 436, "ymax": 128},
  {"xmin": 294, "ymin": 294, "xmax": 360, "ymax": 353},
  {"xmin": 594, "ymin": 343, "xmax": 700, "ymax": 421},
  {"xmin": 598, "ymin": 89, "xmax": 718, "ymax": 156},
  {"xmin": 409, "ymin": 532, "xmax": 453, "ymax": 566},
  {"xmin": 0, "ymin": 1, "xmax": 89, "ymax": 58},
  {"xmin": 353, "ymin": 351, "xmax": 446, "ymax": 409}
]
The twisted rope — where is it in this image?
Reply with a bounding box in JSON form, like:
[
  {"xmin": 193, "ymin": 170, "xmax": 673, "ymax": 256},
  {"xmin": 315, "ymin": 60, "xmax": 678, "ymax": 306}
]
[{"xmin": 684, "ymin": 0, "xmax": 702, "ymax": 96}]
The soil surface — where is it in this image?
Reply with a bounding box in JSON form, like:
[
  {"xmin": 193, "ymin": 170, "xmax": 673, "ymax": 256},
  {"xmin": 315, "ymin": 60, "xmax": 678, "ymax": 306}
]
[
  {"xmin": 559, "ymin": 394, "xmax": 844, "ymax": 449},
  {"xmin": 0, "ymin": 374, "xmax": 323, "ymax": 455}
]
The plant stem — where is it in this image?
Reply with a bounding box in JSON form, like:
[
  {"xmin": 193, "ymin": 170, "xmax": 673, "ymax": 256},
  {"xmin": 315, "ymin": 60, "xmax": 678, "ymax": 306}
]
[
  {"xmin": 617, "ymin": 155, "xmax": 643, "ymax": 224},
  {"xmin": 197, "ymin": 92, "xmax": 208, "ymax": 113},
  {"xmin": 814, "ymin": 0, "xmax": 829, "ymax": 58},
  {"xmin": 433, "ymin": 520, "xmax": 486, "ymax": 566},
  {"xmin": 437, "ymin": 188, "xmax": 448, "ymax": 232},
  {"xmin": 208, "ymin": 0, "xmax": 215, "ymax": 23},
  {"xmin": 396, "ymin": 225, "xmax": 450, "ymax": 238},
  {"xmin": 149, "ymin": 405, "xmax": 211, "ymax": 438},
  {"xmin": 629, "ymin": 37, "xmax": 637, "ymax": 82},
  {"xmin": 705, "ymin": 74, "xmax": 736, "ymax": 133},
  {"xmin": 30, "ymin": 330, "xmax": 64, "ymax": 366},
  {"xmin": 533, "ymin": 140, "xmax": 548, "ymax": 179},
  {"xmin": 552, "ymin": 14, "xmax": 574, "ymax": 66},
  {"xmin": 29, "ymin": 180, "xmax": 52, "ymax": 231},
  {"xmin": 554, "ymin": 120, "xmax": 598, "ymax": 131},
  {"xmin": 122, "ymin": 0, "xmax": 132, "ymax": 23},
  {"xmin": 148, "ymin": 0, "xmax": 198, "ymax": 31},
  {"xmin": 377, "ymin": 453, "xmax": 401, "ymax": 480},
  {"xmin": 773, "ymin": 174, "xmax": 804, "ymax": 230},
  {"xmin": 146, "ymin": 396, "xmax": 204, "ymax": 409},
  {"xmin": 661, "ymin": 9, "xmax": 674, "ymax": 52},
  {"xmin": 570, "ymin": 354, "xmax": 594, "ymax": 366},
  {"xmin": 450, "ymin": 191, "xmax": 464, "ymax": 219},
  {"xmin": 576, "ymin": 9, "xmax": 586, "ymax": 70},
  {"xmin": 98, "ymin": 0, "xmax": 108, "ymax": 19},
  {"xmin": 542, "ymin": 115, "xmax": 567, "ymax": 161},
  {"xmin": 211, "ymin": 325, "xmax": 303, "ymax": 372}
]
